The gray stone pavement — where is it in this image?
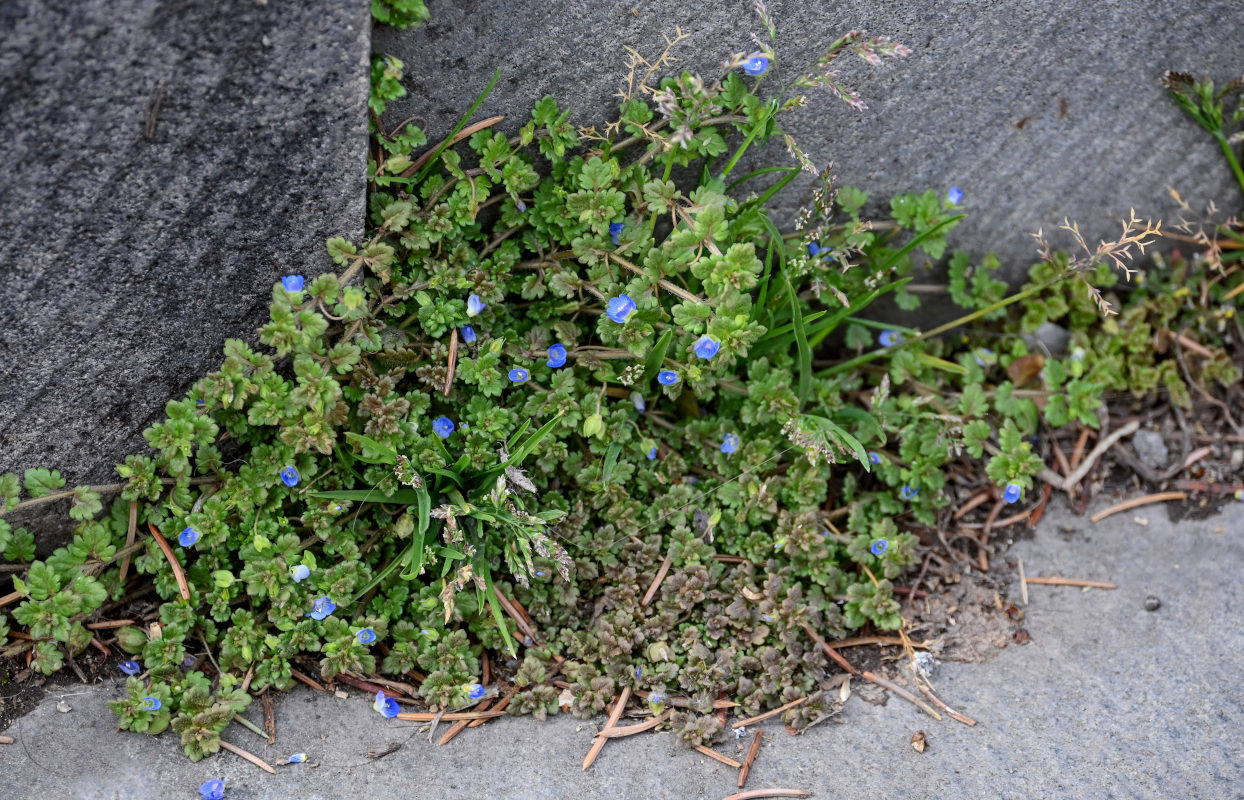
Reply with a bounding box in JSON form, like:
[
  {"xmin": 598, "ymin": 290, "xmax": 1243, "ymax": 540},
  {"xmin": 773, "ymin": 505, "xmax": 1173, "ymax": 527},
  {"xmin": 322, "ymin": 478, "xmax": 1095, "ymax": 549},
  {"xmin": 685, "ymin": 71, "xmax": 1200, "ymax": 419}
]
[{"xmin": 2, "ymin": 498, "xmax": 1240, "ymax": 799}]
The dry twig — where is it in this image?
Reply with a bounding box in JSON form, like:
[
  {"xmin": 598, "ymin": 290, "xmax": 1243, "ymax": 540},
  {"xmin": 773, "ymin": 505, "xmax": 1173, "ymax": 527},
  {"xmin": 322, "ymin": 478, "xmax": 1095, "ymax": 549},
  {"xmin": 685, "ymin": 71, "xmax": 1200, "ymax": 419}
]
[
  {"xmin": 695, "ymin": 744, "xmax": 743, "ymax": 768},
  {"xmin": 1024, "ymin": 576, "xmax": 1116, "ymax": 589},
  {"xmin": 582, "ymin": 686, "xmax": 631, "ymax": 770},
  {"xmin": 731, "ymin": 697, "xmax": 807, "ymax": 729},
  {"xmin": 219, "ymin": 740, "xmax": 276, "ymax": 774},
  {"xmin": 1089, "ymin": 491, "xmax": 1187, "ymax": 523},
  {"xmin": 738, "ymin": 730, "xmax": 764, "ymax": 789}
]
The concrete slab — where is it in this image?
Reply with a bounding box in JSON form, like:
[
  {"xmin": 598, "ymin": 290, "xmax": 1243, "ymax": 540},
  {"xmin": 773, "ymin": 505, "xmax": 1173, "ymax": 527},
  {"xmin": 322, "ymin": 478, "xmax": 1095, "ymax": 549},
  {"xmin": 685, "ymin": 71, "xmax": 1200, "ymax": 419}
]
[
  {"xmin": 376, "ymin": 0, "xmax": 1244, "ymax": 278},
  {"xmin": 3, "ymin": 499, "xmax": 1239, "ymax": 799},
  {"xmin": 0, "ymin": 0, "xmax": 368, "ymax": 541}
]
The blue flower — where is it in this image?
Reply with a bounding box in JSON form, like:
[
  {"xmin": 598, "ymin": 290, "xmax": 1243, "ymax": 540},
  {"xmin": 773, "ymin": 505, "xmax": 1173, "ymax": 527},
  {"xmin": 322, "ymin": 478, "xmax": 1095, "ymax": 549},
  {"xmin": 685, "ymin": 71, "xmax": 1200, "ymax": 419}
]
[
  {"xmin": 460, "ymin": 325, "xmax": 477, "ymax": 344},
  {"xmin": 649, "ymin": 691, "xmax": 665, "ymax": 705},
  {"xmin": 535, "ymin": 570, "xmax": 546, "ymax": 577},
  {"xmin": 288, "ymin": 753, "xmax": 308, "ymax": 763},
  {"xmin": 808, "ymin": 242, "xmax": 821, "ymax": 257},
  {"xmin": 657, "ymin": 370, "xmax": 679, "ymax": 385},
  {"xmin": 119, "ymin": 660, "xmax": 141, "ymax": 676},
  {"xmin": 1070, "ymin": 347, "xmax": 1085, "ymax": 362},
  {"xmin": 508, "ymin": 368, "xmax": 529, "ymax": 384},
  {"xmin": 466, "ymin": 294, "xmax": 486, "ymax": 317},
  {"xmin": 141, "ymin": 696, "xmax": 162, "ymax": 711},
  {"xmin": 947, "ymin": 186, "xmax": 964, "ymax": 205},
  {"xmin": 199, "ymin": 780, "xmax": 225, "ymax": 800},
  {"xmin": 975, "ymin": 348, "xmax": 995, "ymax": 367},
  {"xmin": 515, "ymin": 199, "xmax": 527, "ymax": 213},
  {"xmin": 356, "ymin": 628, "xmax": 377, "ymax": 645},
  {"xmin": 721, "ymin": 433, "xmax": 740, "ymax": 454},
  {"xmin": 632, "ymin": 393, "xmax": 646, "ymax": 412},
  {"xmin": 468, "ymin": 683, "xmax": 485, "ymax": 700},
  {"xmin": 647, "ymin": 446, "xmax": 657, "ymax": 461},
  {"xmin": 1003, "ymin": 482, "xmax": 1022, "ymax": 504},
  {"xmin": 280, "ymin": 465, "xmax": 299, "ymax": 487},
  {"xmin": 179, "ymin": 527, "xmax": 200, "ymax": 547},
  {"xmin": 307, "ymin": 596, "xmax": 336, "ymax": 620},
  {"xmin": 636, "ymin": 666, "xmax": 642, "ymax": 680},
  {"xmin": 373, "ymin": 690, "xmax": 400, "ymax": 718},
  {"xmin": 281, "ymin": 275, "xmax": 305, "ymax": 293},
  {"xmin": 694, "ymin": 336, "xmax": 721, "ymax": 359},
  {"xmin": 762, "ymin": 614, "xmax": 774, "ymax": 623},
  {"xmin": 871, "ymin": 538, "xmax": 889, "ymax": 556},
  {"xmin": 900, "ymin": 485, "xmax": 919, "ymax": 500},
  {"xmin": 606, "ymin": 294, "xmax": 637, "ymax": 324},
  {"xmin": 546, "ymin": 344, "xmax": 568, "ymax": 368},
  {"xmin": 868, "ymin": 451, "xmax": 882, "ymax": 465},
  {"xmin": 742, "ymin": 55, "xmax": 769, "ymax": 76},
  {"xmin": 432, "ymin": 416, "xmax": 455, "ymax": 438},
  {"xmin": 609, "ymin": 222, "xmax": 624, "ymax": 245},
  {"xmin": 879, "ymin": 330, "xmax": 903, "ymax": 347},
  {"xmin": 289, "ymin": 564, "xmax": 311, "ymax": 582}
]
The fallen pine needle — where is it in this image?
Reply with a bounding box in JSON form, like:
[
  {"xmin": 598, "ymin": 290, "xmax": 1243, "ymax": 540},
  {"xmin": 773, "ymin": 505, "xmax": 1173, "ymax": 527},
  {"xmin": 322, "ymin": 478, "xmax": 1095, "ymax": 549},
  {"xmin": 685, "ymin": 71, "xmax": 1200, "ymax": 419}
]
[
  {"xmin": 641, "ymin": 548, "xmax": 675, "ymax": 606},
  {"xmin": 147, "ymin": 523, "xmax": 190, "ymax": 601},
  {"xmin": 1024, "ymin": 576, "xmax": 1116, "ymax": 589},
  {"xmin": 583, "ymin": 686, "xmax": 631, "ymax": 771},
  {"xmin": 634, "ymin": 689, "xmax": 737, "ymax": 709},
  {"xmin": 599, "ymin": 709, "xmax": 673, "ymax": 738},
  {"xmin": 1018, "ymin": 558, "xmax": 1028, "ymax": 606},
  {"xmin": 85, "ymin": 619, "xmax": 137, "ymax": 630},
  {"xmin": 827, "ymin": 635, "xmax": 930, "ymax": 650},
  {"xmin": 721, "ymin": 790, "xmax": 810, "ymax": 800},
  {"xmin": 1090, "ymin": 492, "xmax": 1188, "ymax": 523},
  {"xmin": 0, "ymin": 735, "xmax": 13, "ymax": 744},
  {"xmin": 861, "ymin": 671, "xmax": 942, "ymax": 721},
  {"xmin": 397, "ymin": 709, "xmax": 506, "ymax": 722},
  {"xmin": 289, "ymin": 668, "xmax": 327, "ymax": 692},
  {"xmin": 800, "ymin": 623, "xmax": 859, "ymax": 675},
  {"xmin": 915, "ymin": 683, "xmax": 976, "ymax": 726},
  {"xmin": 232, "ymin": 714, "xmax": 270, "ymax": 741},
  {"xmin": 440, "ymin": 698, "xmax": 492, "ymax": 745},
  {"xmin": 732, "ymin": 696, "xmax": 807, "ymax": 729},
  {"xmin": 695, "ymin": 744, "xmax": 743, "ymax": 768},
  {"xmin": 738, "ymin": 730, "xmax": 764, "ymax": 789},
  {"xmin": 219, "ymin": 740, "xmax": 276, "ymax": 774},
  {"xmin": 468, "ymin": 687, "xmax": 517, "ymax": 728}
]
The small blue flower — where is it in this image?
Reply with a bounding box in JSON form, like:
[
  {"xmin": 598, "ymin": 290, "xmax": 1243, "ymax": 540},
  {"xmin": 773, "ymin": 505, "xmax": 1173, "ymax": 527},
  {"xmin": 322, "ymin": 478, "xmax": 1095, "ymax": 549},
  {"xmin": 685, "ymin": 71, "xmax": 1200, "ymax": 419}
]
[
  {"xmin": 647, "ymin": 446, "xmax": 657, "ymax": 461},
  {"xmin": 609, "ymin": 222, "xmax": 624, "ymax": 245},
  {"xmin": 871, "ymin": 538, "xmax": 889, "ymax": 556},
  {"xmin": 307, "ymin": 596, "xmax": 336, "ymax": 620},
  {"xmin": 657, "ymin": 370, "xmax": 679, "ymax": 385},
  {"xmin": 636, "ymin": 667, "xmax": 642, "ymax": 680},
  {"xmin": 694, "ymin": 336, "xmax": 721, "ymax": 359},
  {"xmin": 289, "ymin": 564, "xmax": 311, "ymax": 582},
  {"xmin": 515, "ymin": 199, "xmax": 527, "ymax": 213},
  {"xmin": 199, "ymin": 780, "xmax": 225, "ymax": 800},
  {"xmin": 333, "ymin": 504, "xmax": 342, "ymax": 513},
  {"xmin": 975, "ymin": 348, "xmax": 995, "ymax": 367},
  {"xmin": 281, "ymin": 275, "xmax": 305, "ymax": 293},
  {"xmin": 947, "ymin": 186, "xmax": 964, "ymax": 205},
  {"xmin": 868, "ymin": 451, "xmax": 882, "ymax": 465},
  {"xmin": 119, "ymin": 660, "xmax": 141, "ymax": 676},
  {"xmin": 721, "ymin": 433, "xmax": 740, "ymax": 455},
  {"xmin": 1003, "ymin": 482, "xmax": 1022, "ymax": 504},
  {"xmin": 632, "ymin": 393, "xmax": 646, "ymax": 412},
  {"xmin": 546, "ymin": 344, "xmax": 568, "ymax": 368},
  {"xmin": 432, "ymin": 416, "xmax": 455, "ymax": 438},
  {"xmin": 1070, "ymin": 347, "xmax": 1085, "ymax": 362},
  {"xmin": 356, "ymin": 628, "xmax": 377, "ymax": 645},
  {"xmin": 288, "ymin": 753, "xmax": 308, "ymax": 763},
  {"xmin": 373, "ymin": 690, "xmax": 400, "ymax": 718},
  {"xmin": 742, "ymin": 55, "xmax": 769, "ymax": 76},
  {"xmin": 196, "ymin": 398, "xmax": 205, "ymax": 407},
  {"xmin": 466, "ymin": 294, "xmax": 486, "ymax": 317},
  {"xmin": 179, "ymin": 527, "xmax": 200, "ymax": 547},
  {"xmin": 649, "ymin": 691, "xmax": 665, "ymax": 705},
  {"xmin": 606, "ymin": 294, "xmax": 637, "ymax": 324},
  {"xmin": 808, "ymin": 242, "xmax": 821, "ymax": 257},
  {"xmin": 141, "ymin": 696, "xmax": 162, "ymax": 712},
  {"xmin": 280, "ymin": 465, "xmax": 299, "ymax": 487},
  {"xmin": 762, "ymin": 614, "xmax": 774, "ymax": 623},
  {"xmin": 468, "ymin": 683, "xmax": 485, "ymax": 700},
  {"xmin": 879, "ymin": 330, "xmax": 903, "ymax": 347},
  {"xmin": 900, "ymin": 485, "xmax": 919, "ymax": 500},
  {"xmin": 460, "ymin": 325, "xmax": 477, "ymax": 344},
  {"xmin": 508, "ymin": 368, "xmax": 529, "ymax": 384}
]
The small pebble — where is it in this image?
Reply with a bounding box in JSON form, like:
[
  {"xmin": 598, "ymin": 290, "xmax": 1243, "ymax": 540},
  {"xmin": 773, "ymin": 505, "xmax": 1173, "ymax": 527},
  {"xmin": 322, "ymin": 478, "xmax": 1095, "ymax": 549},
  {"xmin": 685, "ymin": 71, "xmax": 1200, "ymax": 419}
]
[{"xmin": 1144, "ymin": 595, "xmax": 1161, "ymax": 612}]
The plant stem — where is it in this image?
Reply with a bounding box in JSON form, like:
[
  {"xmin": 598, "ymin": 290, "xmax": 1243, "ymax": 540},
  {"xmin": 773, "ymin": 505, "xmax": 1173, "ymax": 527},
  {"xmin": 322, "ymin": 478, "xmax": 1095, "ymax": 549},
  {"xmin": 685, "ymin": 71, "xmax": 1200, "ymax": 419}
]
[{"xmin": 1213, "ymin": 130, "xmax": 1244, "ymax": 205}]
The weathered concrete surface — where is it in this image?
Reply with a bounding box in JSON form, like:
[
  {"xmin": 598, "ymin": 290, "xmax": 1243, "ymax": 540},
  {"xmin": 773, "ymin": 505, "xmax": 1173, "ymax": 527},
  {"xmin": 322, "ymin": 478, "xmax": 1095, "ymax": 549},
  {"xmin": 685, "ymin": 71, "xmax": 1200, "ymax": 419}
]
[
  {"xmin": 377, "ymin": 0, "xmax": 1244, "ymax": 276},
  {"xmin": 0, "ymin": 1, "xmax": 368, "ymax": 528},
  {"xmin": 3, "ymin": 499, "xmax": 1240, "ymax": 799}
]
